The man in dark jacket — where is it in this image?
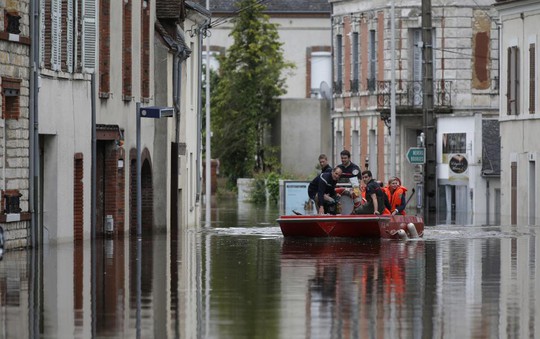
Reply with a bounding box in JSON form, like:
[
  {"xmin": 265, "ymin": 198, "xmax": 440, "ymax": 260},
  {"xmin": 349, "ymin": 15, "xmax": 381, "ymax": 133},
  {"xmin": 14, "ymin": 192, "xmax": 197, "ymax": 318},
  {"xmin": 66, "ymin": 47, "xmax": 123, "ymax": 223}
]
[
  {"xmin": 353, "ymin": 170, "xmax": 386, "ymax": 215},
  {"xmin": 308, "ymin": 166, "xmax": 343, "ymax": 214},
  {"xmin": 337, "ymin": 149, "xmax": 361, "ymax": 183},
  {"xmin": 318, "ymin": 153, "xmax": 332, "ymax": 173}
]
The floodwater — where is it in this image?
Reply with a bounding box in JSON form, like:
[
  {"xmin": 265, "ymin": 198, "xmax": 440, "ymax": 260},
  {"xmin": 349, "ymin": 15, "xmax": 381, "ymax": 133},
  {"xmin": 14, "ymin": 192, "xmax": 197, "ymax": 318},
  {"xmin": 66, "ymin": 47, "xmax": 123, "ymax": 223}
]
[{"xmin": 0, "ymin": 199, "xmax": 539, "ymax": 338}]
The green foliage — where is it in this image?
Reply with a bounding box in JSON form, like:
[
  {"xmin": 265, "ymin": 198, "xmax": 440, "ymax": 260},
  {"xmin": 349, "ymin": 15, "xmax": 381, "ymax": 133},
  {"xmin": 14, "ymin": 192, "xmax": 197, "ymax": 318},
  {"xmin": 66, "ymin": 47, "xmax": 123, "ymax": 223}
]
[
  {"xmin": 249, "ymin": 171, "xmax": 294, "ymax": 205},
  {"xmin": 250, "ymin": 174, "xmax": 268, "ymax": 204},
  {"xmin": 265, "ymin": 172, "xmax": 281, "ymax": 204},
  {"xmin": 211, "ymin": 0, "xmax": 294, "ymax": 185}
]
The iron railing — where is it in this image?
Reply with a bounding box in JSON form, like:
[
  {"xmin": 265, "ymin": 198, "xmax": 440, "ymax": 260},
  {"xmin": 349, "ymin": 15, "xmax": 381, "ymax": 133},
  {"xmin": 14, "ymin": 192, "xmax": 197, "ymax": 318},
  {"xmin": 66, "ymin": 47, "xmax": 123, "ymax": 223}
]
[{"xmin": 376, "ymin": 80, "xmax": 453, "ymax": 110}]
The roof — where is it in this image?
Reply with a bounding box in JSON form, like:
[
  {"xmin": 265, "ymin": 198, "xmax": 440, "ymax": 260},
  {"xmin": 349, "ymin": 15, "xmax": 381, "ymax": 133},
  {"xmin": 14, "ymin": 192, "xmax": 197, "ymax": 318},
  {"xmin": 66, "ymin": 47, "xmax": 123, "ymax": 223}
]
[
  {"xmin": 193, "ymin": 0, "xmax": 331, "ymax": 14},
  {"xmin": 156, "ymin": 0, "xmax": 185, "ymax": 20}
]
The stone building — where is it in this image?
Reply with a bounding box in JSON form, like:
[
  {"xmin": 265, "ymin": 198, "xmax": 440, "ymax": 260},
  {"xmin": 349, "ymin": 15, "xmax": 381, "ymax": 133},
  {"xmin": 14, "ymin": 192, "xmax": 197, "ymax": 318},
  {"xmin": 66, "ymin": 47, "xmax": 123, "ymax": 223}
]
[
  {"xmin": 330, "ymin": 0, "xmax": 500, "ymax": 224},
  {"xmin": 0, "ymin": 0, "xmax": 31, "ymax": 249}
]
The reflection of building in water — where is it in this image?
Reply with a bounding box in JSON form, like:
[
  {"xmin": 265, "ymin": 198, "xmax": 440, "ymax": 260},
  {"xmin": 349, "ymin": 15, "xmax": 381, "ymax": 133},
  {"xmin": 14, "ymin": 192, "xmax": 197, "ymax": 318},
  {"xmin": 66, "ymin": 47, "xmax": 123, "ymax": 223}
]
[{"xmin": 282, "ymin": 240, "xmax": 425, "ymax": 337}]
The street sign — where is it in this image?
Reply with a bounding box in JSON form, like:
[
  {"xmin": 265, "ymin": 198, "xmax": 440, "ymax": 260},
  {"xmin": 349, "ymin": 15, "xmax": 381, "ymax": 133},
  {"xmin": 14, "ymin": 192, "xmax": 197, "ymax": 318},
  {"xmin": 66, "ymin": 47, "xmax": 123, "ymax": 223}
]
[
  {"xmin": 140, "ymin": 106, "xmax": 174, "ymax": 118},
  {"xmin": 407, "ymin": 147, "xmax": 426, "ymax": 164}
]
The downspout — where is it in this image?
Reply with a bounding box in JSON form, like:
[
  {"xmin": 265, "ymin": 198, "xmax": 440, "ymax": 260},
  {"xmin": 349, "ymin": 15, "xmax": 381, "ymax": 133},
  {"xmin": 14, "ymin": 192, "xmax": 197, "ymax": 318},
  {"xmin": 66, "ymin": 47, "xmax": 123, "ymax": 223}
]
[
  {"xmin": 486, "ymin": 178, "xmax": 490, "ymax": 225},
  {"xmin": 196, "ymin": 19, "xmax": 210, "ymax": 203},
  {"xmin": 29, "ymin": 0, "xmax": 40, "ymax": 248},
  {"xmin": 29, "ymin": 0, "xmax": 41, "ymax": 337},
  {"xmin": 174, "ymin": 40, "xmax": 189, "ymax": 144},
  {"xmin": 91, "ymin": 74, "xmax": 96, "ymax": 239},
  {"xmin": 174, "ymin": 56, "xmax": 181, "ymax": 144}
]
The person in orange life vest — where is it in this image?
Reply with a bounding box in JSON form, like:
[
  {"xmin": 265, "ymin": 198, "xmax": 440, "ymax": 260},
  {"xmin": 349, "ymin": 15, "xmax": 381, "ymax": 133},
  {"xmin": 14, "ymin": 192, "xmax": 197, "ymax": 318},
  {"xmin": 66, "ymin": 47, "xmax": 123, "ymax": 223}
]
[{"xmin": 383, "ymin": 176, "xmax": 408, "ymax": 215}]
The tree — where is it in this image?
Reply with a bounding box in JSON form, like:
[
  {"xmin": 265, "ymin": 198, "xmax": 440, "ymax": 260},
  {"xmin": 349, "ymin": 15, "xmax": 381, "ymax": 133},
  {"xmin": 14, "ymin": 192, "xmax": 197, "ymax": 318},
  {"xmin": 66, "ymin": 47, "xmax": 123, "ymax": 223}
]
[{"xmin": 211, "ymin": 0, "xmax": 293, "ymax": 185}]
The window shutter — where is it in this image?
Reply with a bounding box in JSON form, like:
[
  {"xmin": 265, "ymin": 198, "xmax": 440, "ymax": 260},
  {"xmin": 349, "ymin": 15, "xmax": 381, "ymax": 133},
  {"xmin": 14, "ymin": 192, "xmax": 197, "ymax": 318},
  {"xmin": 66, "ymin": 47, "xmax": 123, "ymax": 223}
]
[
  {"xmin": 82, "ymin": 0, "xmax": 97, "ymax": 73},
  {"xmin": 66, "ymin": 0, "xmax": 74, "ymax": 73},
  {"xmin": 515, "ymin": 47, "xmax": 520, "ymax": 115},
  {"xmin": 51, "ymin": 0, "xmax": 61, "ymax": 71},
  {"xmin": 530, "ymin": 43, "xmax": 535, "ymax": 114},
  {"xmin": 507, "ymin": 47, "xmax": 511, "ymax": 114},
  {"xmin": 39, "ymin": 0, "xmax": 46, "ymax": 67}
]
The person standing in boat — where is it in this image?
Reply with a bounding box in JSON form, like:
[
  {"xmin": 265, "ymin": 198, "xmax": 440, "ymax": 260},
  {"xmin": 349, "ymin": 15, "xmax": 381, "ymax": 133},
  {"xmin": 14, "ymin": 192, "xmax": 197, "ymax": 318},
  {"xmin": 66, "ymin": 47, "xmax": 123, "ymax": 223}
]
[
  {"xmin": 318, "ymin": 153, "xmax": 332, "ymax": 173},
  {"xmin": 383, "ymin": 176, "xmax": 408, "ymax": 215},
  {"xmin": 337, "ymin": 150, "xmax": 361, "ymax": 183},
  {"xmin": 352, "ymin": 170, "xmax": 386, "ymax": 215},
  {"xmin": 308, "ymin": 166, "xmax": 343, "ymax": 215}
]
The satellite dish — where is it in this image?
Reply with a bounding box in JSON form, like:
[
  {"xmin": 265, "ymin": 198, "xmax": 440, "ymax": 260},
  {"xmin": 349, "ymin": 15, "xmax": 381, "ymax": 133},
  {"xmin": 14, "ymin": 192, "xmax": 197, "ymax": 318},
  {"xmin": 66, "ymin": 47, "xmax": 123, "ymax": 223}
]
[{"xmin": 319, "ymin": 81, "xmax": 331, "ymax": 100}]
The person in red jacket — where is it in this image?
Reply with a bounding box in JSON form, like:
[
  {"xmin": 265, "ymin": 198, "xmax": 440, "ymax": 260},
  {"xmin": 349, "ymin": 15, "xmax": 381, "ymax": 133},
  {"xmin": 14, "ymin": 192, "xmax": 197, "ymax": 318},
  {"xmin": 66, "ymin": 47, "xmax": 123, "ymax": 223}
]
[{"xmin": 384, "ymin": 177, "xmax": 408, "ymax": 215}]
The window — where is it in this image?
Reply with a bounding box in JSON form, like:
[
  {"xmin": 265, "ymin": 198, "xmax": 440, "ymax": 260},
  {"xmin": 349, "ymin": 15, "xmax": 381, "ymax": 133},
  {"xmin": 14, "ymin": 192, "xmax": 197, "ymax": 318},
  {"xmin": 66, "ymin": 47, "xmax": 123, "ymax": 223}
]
[
  {"xmin": 141, "ymin": 0, "xmax": 150, "ymax": 100},
  {"xmin": 99, "ymin": 0, "xmax": 110, "ymax": 96},
  {"xmin": 335, "ymin": 34, "xmax": 343, "ymax": 94},
  {"xmin": 529, "ymin": 43, "xmax": 535, "ymax": 114},
  {"xmin": 351, "ymin": 32, "xmax": 359, "ymax": 93},
  {"xmin": 507, "ymin": 46, "xmax": 520, "ymax": 115},
  {"xmin": 368, "ymin": 30, "xmax": 376, "ymax": 92},
  {"xmin": 40, "ymin": 0, "xmax": 96, "ymax": 73},
  {"xmin": 5, "ymin": 11, "xmax": 21, "ymax": 35},
  {"xmin": 2, "ymin": 77, "xmax": 21, "ymax": 120},
  {"xmin": 310, "ymin": 51, "xmax": 331, "ymax": 98},
  {"xmin": 351, "ymin": 130, "xmax": 359, "ymax": 165},
  {"xmin": 123, "ymin": 0, "xmax": 133, "ymax": 100}
]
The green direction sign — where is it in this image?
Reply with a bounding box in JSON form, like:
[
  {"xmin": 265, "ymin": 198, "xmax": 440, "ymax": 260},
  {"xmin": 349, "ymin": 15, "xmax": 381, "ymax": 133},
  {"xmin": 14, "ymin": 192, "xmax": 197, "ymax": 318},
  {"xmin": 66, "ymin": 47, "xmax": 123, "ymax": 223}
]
[{"xmin": 407, "ymin": 147, "xmax": 426, "ymax": 164}]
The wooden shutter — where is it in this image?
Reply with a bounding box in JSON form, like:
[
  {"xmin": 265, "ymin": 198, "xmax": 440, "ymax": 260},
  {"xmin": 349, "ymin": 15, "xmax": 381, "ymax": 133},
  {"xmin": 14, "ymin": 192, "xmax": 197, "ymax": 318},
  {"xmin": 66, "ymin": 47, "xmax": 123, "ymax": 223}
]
[
  {"xmin": 66, "ymin": 0, "xmax": 74, "ymax": 73},
  {"xmin": 40, "ymin": 0, "xmax": 46, "ymax": 68},
  {"xmin": 508, "ymin": 46, "xmax": 520, "ymax": 115},
  {"xmin": 530, "ymin": 43, "xmax": 535, "ymax": 114},
  {"xmin": 82, "ymin": 0, "xmax": 97, "ymax": 73},
  {"xmin": 515, "ymin": 46, "xmax": 520, "ymax": 114},
  {"xmin": 51, "ymin": 0, "xmax": 61, "ymax": 71}
]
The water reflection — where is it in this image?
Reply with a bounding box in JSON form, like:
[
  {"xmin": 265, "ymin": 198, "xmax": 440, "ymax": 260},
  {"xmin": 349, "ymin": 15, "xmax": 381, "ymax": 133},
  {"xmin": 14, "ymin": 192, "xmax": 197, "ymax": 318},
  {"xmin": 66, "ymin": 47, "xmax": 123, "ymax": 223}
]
[
  {"xmin": 280, "ymin": 238, "xmax": 426, "ymax": 339},
  {"xmin": 0, "ymin": 201, "xmax": 540, "ymax": 338}
]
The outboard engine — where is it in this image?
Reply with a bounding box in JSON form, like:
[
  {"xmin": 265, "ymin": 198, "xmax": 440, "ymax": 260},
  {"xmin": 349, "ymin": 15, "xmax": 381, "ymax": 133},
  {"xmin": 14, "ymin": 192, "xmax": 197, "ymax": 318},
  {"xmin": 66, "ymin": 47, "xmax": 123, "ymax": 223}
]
[{"xmin": 407, "ymin": 223, "xmax": 419, "ymax": 238}]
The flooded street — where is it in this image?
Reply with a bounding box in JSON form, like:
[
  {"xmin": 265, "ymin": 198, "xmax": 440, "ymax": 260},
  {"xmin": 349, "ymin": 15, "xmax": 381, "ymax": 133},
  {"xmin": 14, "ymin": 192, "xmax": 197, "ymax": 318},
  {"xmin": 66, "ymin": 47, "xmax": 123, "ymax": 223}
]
[{"xmin": 1, "ymin": 199, "xmax": 540, "ymax": 338}]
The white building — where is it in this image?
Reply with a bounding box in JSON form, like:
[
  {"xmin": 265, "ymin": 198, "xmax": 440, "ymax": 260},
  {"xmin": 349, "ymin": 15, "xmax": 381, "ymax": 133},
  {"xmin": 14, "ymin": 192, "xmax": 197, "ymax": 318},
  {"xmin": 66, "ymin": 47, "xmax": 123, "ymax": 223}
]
[
  {"xmin": 495, "ymin": 0, "xmax": 540, "ymax": 226},
  {"xmin": 35, "ymin": 0, "xmax": 208, "ymax": 244}
]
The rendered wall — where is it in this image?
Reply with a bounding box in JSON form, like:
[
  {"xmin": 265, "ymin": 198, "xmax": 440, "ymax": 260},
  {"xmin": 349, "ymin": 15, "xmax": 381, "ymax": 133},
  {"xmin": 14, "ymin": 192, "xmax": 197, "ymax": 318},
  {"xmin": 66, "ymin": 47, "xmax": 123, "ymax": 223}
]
[{"xmin": 280, "ymin": 99, "xmax": 331, "ymax": 178}]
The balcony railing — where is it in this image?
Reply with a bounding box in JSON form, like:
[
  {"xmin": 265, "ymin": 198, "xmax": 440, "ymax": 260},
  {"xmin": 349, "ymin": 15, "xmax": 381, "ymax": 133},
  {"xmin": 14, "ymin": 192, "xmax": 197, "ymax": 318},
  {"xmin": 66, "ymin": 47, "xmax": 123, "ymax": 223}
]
[{"xmin": 376, "ymin": 80, "xmax": 453, "ymax": 111}]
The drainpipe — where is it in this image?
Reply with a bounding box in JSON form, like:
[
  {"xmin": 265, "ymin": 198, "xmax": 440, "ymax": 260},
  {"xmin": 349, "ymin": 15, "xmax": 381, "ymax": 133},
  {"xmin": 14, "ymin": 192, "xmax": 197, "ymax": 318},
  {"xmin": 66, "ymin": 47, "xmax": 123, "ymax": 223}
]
[
  {"xmin": 29, "ymin": 0, "xmax": 42, "ymax": 337},
  {"xmin": 196, "ymin": 19, "xmax": 210, "ymax": 204},
  {"xmin": 91, "ymin": 73, "xmax": 96, "ymax": 239},
  {"xmin": 29, "ymin": 0, "xmax": 40, "ymax": 248},
  {"xmin": 174, "ymin": 56, "xmax": 181, "ymax": 144},
  {"xmin": 486, "ymin": 178, "xmax": 490, "ymax": 225}
]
